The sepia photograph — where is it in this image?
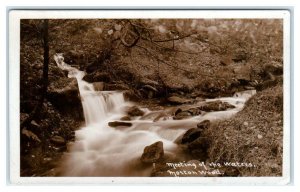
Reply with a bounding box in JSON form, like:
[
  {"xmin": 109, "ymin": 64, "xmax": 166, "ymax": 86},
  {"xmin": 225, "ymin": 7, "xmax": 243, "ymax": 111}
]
[{"xmin": 9, "ymin": 10, "xmax": 290, "ymax": 184}]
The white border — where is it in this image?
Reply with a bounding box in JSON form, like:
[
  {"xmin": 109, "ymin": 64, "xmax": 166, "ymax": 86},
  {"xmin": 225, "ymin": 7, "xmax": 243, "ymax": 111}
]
[{"xmin": 9, "ymin": 10, "xmax": 291, "ymax": 185}]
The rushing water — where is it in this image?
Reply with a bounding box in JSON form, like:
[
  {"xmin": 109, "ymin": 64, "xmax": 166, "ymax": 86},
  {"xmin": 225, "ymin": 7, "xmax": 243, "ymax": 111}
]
[{"xmin": 53, "ymin": 53, "xmax": 256, "ymax": 176}]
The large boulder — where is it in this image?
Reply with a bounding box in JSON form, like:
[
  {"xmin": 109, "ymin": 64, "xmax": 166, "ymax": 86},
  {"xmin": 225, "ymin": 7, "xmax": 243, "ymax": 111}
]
[
  {"xmin": 173, "ymin": 107, "xmax": 202, "ymax": 120},
  {"xmin": 197, "ymin": 120, "xmax": 211, "ymax": 130},
  {"xmin": 181, "ymin": 128, "xmax": 203, "ymax": 144},
  {"xmin": 199, "ymin": 100, "xmax": 235, "ymax": 112},
  {"xmin": 141, "ymin": 141, "xmax": 164, "ymax": 163},
  {"xmin": 47, "ymin": 78, "xmax": 83, "ymax": 120}
]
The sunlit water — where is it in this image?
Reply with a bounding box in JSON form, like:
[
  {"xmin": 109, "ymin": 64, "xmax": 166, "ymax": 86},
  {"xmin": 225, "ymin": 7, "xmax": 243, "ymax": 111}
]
[{"xmin": 54, "ymin": 53, "xmax": 256, "ymax": 176}]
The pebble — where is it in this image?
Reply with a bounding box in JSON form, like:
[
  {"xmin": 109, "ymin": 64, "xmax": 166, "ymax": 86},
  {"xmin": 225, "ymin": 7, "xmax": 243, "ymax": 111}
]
[
  {"xmin": 243, "ymin": 121, "xmax": 249, "ymax": 126},
  {"xmin": 108, "ymin": 29, "xmax": 114, "ymax": 35},
  {"xmin": 257, "ymin": 134, "xmax": 263, "ymax": 139}
]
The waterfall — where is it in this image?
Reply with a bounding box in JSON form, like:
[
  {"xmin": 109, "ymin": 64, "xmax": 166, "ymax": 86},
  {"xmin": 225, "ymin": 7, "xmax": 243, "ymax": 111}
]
[
  {"xmin": 53, "ymin": 53, "xmax": 256, "ymax": 176},
  {"xmin": 54, "ymin": 54, "xmax": 179, "ymax": 176},
  {"xmin": 54, "ymin": 54, "xmax": 126, "ymax": 125}
]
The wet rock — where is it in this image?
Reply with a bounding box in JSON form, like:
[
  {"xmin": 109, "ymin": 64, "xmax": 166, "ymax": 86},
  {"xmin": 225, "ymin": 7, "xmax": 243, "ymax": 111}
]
[
  {"xmin": 197, "ymin": 120, "xmax": 211, "ymax": 129},
  {"xmin": 174, "ymin": 108, "xmax": 182, "ymax": 116},
  {"xmin": 173, "ymin": 107, "xmax": 202, "ymax": 120},
  {"xmin": 127, "ymin": 106, "xmax": 145, "ymax": 116},
  {"xmin": 120, "ymin": 116, "xmax": 131, "ymax": 121},
  {"xmin": 51, "ymin": 136, "xmax": 66, "ymax": 146},
  {"xmin": 141, "ymin": 141, "xmax": 164, "ymax": 163},
  {"xmin": 93, "ymin": 82, "xmax": 104, "ymax": 91},
  {"xmin": 167, "ymin": 96, "xmax": 192, "ymax": 105},
  {"xmin": 199, "ymin": 100, "xmax": 235, "ymax": 112},
  {"xmin": 83, "ymin": 71, "xmax": 110, "ymax": 83},
  {"xmin": 173, "ymin": 111, "xmax": 192, "ymax": 120},
  {"xmin": 108, "ymin": 121, "xmax": 132, "ymax": 127},
  {"xmin": 186, "ymin": 108, "xmax": 202, "ymax": 116},
  {"xmin": 181, "ymin": 128, "xmax": 203, "ymax": 144}
]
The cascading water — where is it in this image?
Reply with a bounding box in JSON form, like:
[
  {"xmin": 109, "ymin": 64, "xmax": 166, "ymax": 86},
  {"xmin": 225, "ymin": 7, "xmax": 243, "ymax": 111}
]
[{"xmin": 53, "ymin": 53, "xmax": 256, "ymax": 176}]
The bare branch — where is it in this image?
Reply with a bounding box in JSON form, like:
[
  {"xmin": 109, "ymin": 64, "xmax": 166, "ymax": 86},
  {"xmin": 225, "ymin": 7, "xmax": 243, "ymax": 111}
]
[
  {"xmin": 151, "ymin": 33, "xmax": 195, "ymax": 43},
  {"xmin": 135, "ymin": 44, "xmax": 228, "ymax": 80},
  {"xmin": 120, "ymin": 23, "xmax": 140, "ymax": 48}
]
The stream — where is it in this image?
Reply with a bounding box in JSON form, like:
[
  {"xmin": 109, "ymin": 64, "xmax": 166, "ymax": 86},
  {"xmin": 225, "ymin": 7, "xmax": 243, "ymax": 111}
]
[{"xmin": 53, "ymin": 53, "xmax": 256, "ymax": 176}]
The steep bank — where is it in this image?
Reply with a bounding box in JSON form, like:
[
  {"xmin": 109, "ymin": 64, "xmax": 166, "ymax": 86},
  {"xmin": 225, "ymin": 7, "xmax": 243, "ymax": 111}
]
[{"xmin": 203, "ymin": 84, "xmax": 283, "ymax": 176}]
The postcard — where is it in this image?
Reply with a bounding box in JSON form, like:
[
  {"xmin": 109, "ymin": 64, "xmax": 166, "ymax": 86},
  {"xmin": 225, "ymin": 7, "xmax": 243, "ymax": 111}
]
[{"xmin": 8, "ymin": 10, "xmax": 291, "ymax": 184}]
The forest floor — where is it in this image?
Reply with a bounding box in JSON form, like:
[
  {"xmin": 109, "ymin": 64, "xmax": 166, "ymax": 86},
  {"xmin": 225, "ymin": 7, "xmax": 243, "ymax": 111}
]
[{"xmin": 20, "ymin": 19, "xmax": 284, "ymax": 176}]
